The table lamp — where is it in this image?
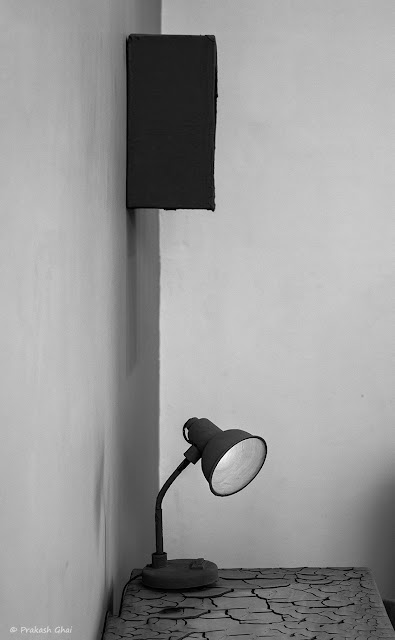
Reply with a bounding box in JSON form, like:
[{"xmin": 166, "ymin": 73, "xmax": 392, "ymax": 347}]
[{"xmin": 142, "ymin": 417, "xmax": 267, "ymax": 589}]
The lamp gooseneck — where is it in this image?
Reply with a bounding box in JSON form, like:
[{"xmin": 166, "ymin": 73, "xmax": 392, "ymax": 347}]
[
  {"xmin": 152, "ymin": 458, "xmax": 190, "ymax": 567},
  {"xmin": 151, "ymin": 436, "xmax": 202, "ymax": 568}
]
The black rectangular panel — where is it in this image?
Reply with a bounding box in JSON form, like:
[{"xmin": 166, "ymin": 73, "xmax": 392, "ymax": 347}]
[{"xmin": 126, "ymin": 35, "xmax": 217, "ymax": 210}]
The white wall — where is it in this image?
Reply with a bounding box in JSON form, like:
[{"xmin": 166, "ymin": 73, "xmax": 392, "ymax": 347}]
[
  {"xmin": 0, "ymin": 1, "xmax": 160, "ymax": 638},
  {"xmin": 160, "ymin": 0, "xmax": 395, "ymax": 597}
]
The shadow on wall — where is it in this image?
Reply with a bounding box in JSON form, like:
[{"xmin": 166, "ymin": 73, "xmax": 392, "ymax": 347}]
[
  {"xmin": 366, "ymin": 475, "xmax": 395, "ymax": 599},
  {"xmin": 126, "ymin": 210, "xmax": 137, "ymax": 374},
  {"xmin": 115, "ymin": 208, "xmax": 160, "ymax": 608}
]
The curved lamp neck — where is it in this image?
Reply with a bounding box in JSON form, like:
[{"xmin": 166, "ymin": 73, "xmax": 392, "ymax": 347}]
[
  {"xmin": 155, "ymin": 458, "xmax": 189, "ymax": 556},
  {"xmin": 152, "ymin": 445, "xmax": 201, "ymax": 568}
]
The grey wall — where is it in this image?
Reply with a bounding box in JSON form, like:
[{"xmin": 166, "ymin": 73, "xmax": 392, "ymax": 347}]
[
  {"xmin": 0, "ymin": 1, "xmax": 160, "ymax": 638},
  {"xmin": 161, "ymin": 0, "xmax": 395, "ymax": 597}
]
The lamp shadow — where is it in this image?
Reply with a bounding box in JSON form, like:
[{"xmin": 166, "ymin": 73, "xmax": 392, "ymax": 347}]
[{"xmin": 364, "ymin": 475, "xmax": 395, "ymax": 600}]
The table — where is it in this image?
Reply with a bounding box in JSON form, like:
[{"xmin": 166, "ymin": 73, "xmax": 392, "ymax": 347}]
[{"xmin": 102, "ymin": 567, "xmax": 395, "ymax": 639}]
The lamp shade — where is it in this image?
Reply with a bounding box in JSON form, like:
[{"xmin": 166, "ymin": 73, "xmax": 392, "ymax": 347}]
[{"xmin": 185, "ymin": 418, "xmax": 267, "ymax": 496}]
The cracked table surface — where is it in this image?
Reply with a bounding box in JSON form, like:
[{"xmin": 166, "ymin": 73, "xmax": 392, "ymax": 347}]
[{"xmin": 102, "ymin": 567, "xmax": 395, "ymax": 639}]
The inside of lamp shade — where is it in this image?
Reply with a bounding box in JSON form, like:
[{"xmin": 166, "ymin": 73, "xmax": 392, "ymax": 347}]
[{"xmin": 210, "ymin": 437, "xmax": 266, "ymax": 496}]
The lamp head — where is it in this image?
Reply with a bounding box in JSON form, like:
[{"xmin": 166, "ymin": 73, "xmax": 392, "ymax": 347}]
[{"xmin": 184, "ymin": 417, "xmax": 267, "ymax": 496}]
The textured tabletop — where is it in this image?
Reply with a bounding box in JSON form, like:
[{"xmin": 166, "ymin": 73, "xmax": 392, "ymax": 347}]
[{"xmin": 102, "ymin": 567, "xmax": 395, "ymax": 639}]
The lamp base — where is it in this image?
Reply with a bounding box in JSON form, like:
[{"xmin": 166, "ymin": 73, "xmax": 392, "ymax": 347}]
[{"xmin": 142, "ymin": 558, "xmax": 218, "ymax": 590}]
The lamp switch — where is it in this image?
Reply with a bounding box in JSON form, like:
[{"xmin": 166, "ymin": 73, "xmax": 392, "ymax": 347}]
[{"xmin": 189, "ymin": 558, "xmax": 207, "ymax": 570}]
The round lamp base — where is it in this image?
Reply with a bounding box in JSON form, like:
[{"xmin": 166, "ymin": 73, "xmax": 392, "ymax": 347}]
[{"xmin": 142, "ymin": 558, "xmax": 218, "ymax": 590}]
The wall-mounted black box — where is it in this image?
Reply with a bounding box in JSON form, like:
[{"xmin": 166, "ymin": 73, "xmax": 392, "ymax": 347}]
[{"xmin": 126, "ymin": 35, "xmax": 217, "ymax": 210}]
